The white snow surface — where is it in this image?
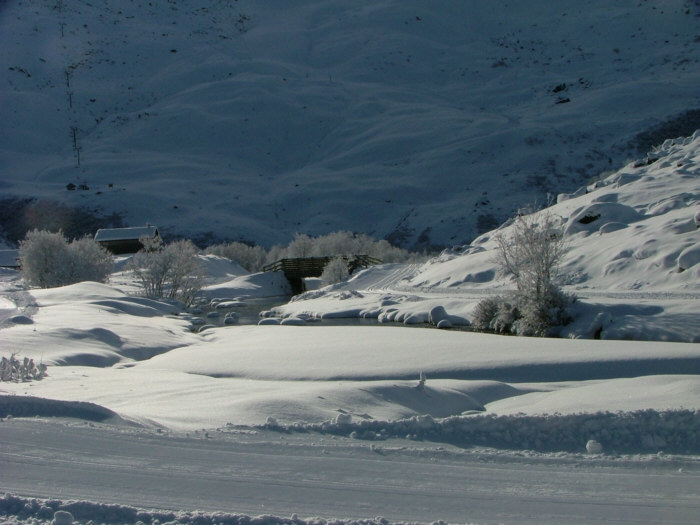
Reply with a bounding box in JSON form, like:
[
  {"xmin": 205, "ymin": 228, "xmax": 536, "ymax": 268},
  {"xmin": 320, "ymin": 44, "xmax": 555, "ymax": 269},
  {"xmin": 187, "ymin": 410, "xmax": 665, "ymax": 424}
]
[
  {"xmin": 2, "ymin": 115, "xmax": 700, "ymax": 525},
  {"xmin": 274, "ymin": 132, "xmax": 700, "ymax": 342},
  {"xmin": 1, "ymin": 0, "xmax": 699, "ymax": 247},
  {"xmin": 1, "ymin": 134, "xmax": 699, "ymax": 437},
  {"xmin": 2, "ymin": 132, "xmax": 700, "ymax": 433}
]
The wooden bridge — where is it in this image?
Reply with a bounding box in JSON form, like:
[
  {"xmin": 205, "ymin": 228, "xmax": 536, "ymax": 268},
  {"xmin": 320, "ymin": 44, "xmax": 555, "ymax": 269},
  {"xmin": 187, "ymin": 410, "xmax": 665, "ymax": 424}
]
[{"xmin": 263, "ymin": 255, "xmax": 381, "ymax": 294}]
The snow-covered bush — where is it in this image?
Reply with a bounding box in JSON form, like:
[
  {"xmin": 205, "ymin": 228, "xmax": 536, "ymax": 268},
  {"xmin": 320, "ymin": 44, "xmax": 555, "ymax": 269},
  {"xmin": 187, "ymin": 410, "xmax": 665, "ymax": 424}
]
[
  {"xmin": 1, "ymin": 354, "xmax": 47, "ymax": 382},
  {"xmin": 273, "ymin": 231, "xmax": 424, "ymax": 263},
  {"xmin": 285, "ymin": 232, "xmax": 315, "ymax": 257},
  {"xmin": 19, "ymin": 229, "xmax": 112, "ymax": 288},
  {"xmin": 321, "ymin": 256, "xmax": 350, "ymax": 285},
  {"xmin": 128, "ymin": 238, "xmax": 203, "ymax": 306},
  {"xmin": 67, "ymin": 236, "xmax": 114, "ymax": 282},
  {"xmin": 494, "ymin": 210, "xmax": 567, "ymax": 301},
  {"xmin": 513, "ymin": 285, "xmax": 574, "ymax": 336},
  {"xmin": 206, "ymin": 231, "xmax": 425, "ymax": 269},
  {"xmin": 471, "ymin": 296, "xmax": 500, "ymax": 331},
  {"xmin": 204, "ymin": 241, "xmax": 268, "ymax": 272},
  {"xmin": 474, "ymin": 209, "xmax": 575, "ymax": 336}
]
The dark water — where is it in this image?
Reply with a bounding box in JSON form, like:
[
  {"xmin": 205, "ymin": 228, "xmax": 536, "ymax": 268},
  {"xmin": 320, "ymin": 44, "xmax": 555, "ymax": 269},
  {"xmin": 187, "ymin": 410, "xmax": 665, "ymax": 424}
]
[
  {"xmin": 191, "ymin": 296, "xmax": 289, "ymax": 328},
  {"xmin": 190, "ymin": 295, "xmax": 465, "ymax": 331}
]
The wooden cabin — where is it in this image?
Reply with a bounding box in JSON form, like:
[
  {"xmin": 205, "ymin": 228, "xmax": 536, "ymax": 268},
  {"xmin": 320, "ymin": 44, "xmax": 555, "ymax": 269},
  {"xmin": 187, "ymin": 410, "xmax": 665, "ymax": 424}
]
[{"xmin": 94, "ymin": 226, "xmax": 160, "ymax": 255}]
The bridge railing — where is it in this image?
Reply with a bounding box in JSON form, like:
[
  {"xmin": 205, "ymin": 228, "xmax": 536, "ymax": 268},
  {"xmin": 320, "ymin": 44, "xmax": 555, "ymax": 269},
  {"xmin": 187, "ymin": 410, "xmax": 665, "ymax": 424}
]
[{"xmin": 262, "ymin": 255, "xmax": 381, "ymax": 279}]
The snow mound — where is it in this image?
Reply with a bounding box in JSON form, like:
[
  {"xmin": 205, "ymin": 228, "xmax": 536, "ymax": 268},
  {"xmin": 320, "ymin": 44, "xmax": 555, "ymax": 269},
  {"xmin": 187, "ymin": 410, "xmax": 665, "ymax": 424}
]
[
  {"xmin": 0, "ymin": 494, "xmax": 426, "ymax": 525},
  {"xmin": 0, "ymin": 395, "xmax": 129, "ymax": 425},
  {"xmin": 1, "ymin": 282, "xmax": 197, "ymax": 365},
  {"xmin": 272, "ymin": 409, "xmax": 699, "ymax": 454}
]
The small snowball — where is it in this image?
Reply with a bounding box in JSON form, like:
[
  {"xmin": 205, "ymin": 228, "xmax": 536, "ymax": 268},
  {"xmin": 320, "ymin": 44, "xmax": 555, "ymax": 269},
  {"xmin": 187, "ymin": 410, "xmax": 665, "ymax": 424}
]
[
  {"xmin": 334, "ymin": 413, "xmax": 352, "ymax": 425},
  {"xmin": 585, "ymin": 439, "xmax": 603, "ymax": 454},
  {"xmin": 52, "ymin": 510, "xmax": 74, "ymax": 525}
]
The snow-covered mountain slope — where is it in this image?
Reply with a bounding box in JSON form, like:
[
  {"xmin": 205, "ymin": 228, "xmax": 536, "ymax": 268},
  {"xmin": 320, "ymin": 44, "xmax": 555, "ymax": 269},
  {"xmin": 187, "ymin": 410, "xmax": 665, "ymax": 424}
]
[
  {"xmin": 1, "ymin": 0, "xmax": 698, "ymax": 248},
  {"xmin": 409, "ymin": 131, "xmax": 700, "ymax": 292},
  {"xmin": 275, "ymin": 131, "xmax": 700, "ymax": 341}
]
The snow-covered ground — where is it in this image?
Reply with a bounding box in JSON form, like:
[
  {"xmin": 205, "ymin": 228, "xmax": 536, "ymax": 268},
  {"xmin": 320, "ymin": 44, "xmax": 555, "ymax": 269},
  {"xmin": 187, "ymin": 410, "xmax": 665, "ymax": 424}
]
[
  {"xmin": 1, "ymin": 0, "xmax": 699, "ymax": 248},
  {"xmin": 2, "ymin": 1, "xmax": 699, "ymax": 522},
  {"xmin": 273, "ymin": 131, "xmax": 700, "ymax": 343},
  {"xmin": 1, "ymin": 132, "xmax": 699, "ymax": 524}
]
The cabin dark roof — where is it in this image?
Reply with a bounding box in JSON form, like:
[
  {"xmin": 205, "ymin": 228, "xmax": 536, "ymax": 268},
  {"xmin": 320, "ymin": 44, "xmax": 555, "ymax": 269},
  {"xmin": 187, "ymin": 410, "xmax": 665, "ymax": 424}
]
[{"xmin": 94, "ymin": 226, "xmax": 159, "ymax": 242}]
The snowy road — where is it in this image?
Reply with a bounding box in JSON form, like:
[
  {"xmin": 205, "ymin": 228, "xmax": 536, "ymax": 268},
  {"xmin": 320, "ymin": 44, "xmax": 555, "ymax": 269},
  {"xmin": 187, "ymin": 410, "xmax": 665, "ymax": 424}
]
[{"xmin": 2, "ymin": 419, "xmax": 698, "ymax": 524}]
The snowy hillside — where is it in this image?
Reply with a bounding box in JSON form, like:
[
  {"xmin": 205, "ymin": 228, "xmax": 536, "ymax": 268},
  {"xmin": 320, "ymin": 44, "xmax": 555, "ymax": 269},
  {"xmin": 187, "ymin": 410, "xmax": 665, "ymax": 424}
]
[
  {"xmin": 1, "ymin": 130, "xmax": 699, "ymax": 522},
  {"xmin": 1, "ymin": 129, "xmax": 699, "ymax": 432},
  {"xmin": 274, "ymin": 131, "xmax": 700, "ymax": 341},
  {"xmin": 1, "ymin": 0, "xmax": 699, "ymax": 248}
]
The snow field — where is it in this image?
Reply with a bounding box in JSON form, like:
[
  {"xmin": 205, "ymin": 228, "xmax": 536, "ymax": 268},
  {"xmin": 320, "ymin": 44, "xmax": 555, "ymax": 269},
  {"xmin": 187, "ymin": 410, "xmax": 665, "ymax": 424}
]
[
  {"xmin": 1, "ymin": 287, "xmax": 698, "ymax": 452},
  {"xmin": 2, "ymin": 130, "xmax": 700, "ymax": 449}
]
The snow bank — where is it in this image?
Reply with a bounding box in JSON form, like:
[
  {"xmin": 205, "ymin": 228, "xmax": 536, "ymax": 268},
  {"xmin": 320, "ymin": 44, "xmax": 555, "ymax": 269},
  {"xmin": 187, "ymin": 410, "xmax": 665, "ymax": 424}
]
[
  {"xmin": 269, "ymin": 409, "xmax": 699, "ymax": 454},
  {"xmin": 138, "ymin": 326, "xmax": 700, "ymax": 383},
  {"xmin": 0, "ymin": 494, "xmax": 432, "ymax": 525},
  {"xmin": 0, "ymin": 395, "xmax": 127, "ymax": 425}
]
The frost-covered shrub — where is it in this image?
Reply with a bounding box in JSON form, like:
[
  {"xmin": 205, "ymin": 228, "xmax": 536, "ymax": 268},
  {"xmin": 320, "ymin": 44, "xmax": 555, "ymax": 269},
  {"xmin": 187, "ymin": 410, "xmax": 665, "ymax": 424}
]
[
  {"xmin": 271, "ymin": 231, "xmax": 423, "ymax": 263},
  {"xmin": 207, "ymin": 231, "xmax": 425, "ymax": 269},
  {"xmin": 128, "ymin": 238, "xmax": 203, "ymax": 305},
  {"xmin": 486, "ymin": 209, "xmax": 575, "ymax": 336},
  {"xmin": 204, "ymin": 241, "xmax": 267, "ymax": 272},
  {"xmin": 1, "ymin": 354, "xmax": 48, "ymax": 382},
  {"xmin": 514, "ymin": 285, "xmax": 575, "ymax": 336},
  {"xmin": 491, "ymin": 300, "xmax": 520, "ymax": 334},
  {"xmin": 19, "ymin": 229, "xmax": 112, "ymax": 288},
  {"xmin": 321, "ymin": 256, "xmax": 350, "ymax": 285},
  {"xmin": 472, "ymin": 296, "xmax": 500, "ymax": 331},
  {"xmin": 494, "ymin": 210, "xmax": 567, "ymax": 299},
  {"xmin": 68, "ymin": 236, "xmax": 114, "ymax": 282},
  {"xmin": 473, "ymin": 291, "xmax": 573, "ymax": 336}
]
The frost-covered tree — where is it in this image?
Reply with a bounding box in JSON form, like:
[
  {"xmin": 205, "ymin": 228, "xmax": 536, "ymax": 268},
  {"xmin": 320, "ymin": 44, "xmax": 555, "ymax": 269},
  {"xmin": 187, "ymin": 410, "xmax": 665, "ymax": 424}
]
[
  {"xmin": 128, "ymin": 238, "xmax": 203, "ymax": 305},
  {"xmin": 321, "ymin": 256, "xmax": 350, "ymax": 285},
  {"xmin": 475, "ymin": 209, "xmax": 574, "ymax": 336},
  {"xmin": 286, "ymin": 233, "xmax": 314, "ymax": 257},
  {"xmin": 207, "ymin": 230, "xmax": 425, "ymax": 269},
  {"xmin": 204, "ymin": 241, "xmax": 267, "ymax": 272},
  {"xmin": 67, "ymin": 236, "xmax": 114, "ymax": 283},
  {"xmin": 494, "ymin": 210, "xmax": 567, "ymax": 306},
  {"xmin": 19, "ymin": 230, "xmax": 112, "ymax": 288}
]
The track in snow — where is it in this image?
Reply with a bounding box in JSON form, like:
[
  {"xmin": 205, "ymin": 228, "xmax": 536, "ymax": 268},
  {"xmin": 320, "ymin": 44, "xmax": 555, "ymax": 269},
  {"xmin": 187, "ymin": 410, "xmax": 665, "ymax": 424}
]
[{"xmin": 1, "ymin": 419, "xmax": 698, "ymax": 524}]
